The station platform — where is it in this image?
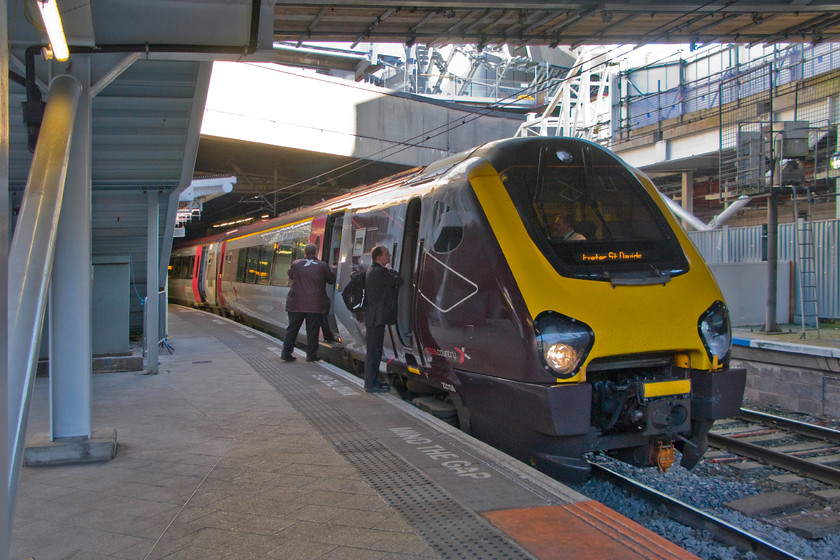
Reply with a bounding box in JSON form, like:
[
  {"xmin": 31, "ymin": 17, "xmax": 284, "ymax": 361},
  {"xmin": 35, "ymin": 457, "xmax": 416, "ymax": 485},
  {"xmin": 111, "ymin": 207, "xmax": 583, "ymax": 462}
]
[
  {"xmin": 730, "ymin": 324, "xmax": 840, "ymax": 419},
  {"xmin": 12, "ymin": 306, "xmax": 698, "ymax": 560},
  {"xmin": 732, "ymin": 323, "xmax": 840, "ymax": 359}
]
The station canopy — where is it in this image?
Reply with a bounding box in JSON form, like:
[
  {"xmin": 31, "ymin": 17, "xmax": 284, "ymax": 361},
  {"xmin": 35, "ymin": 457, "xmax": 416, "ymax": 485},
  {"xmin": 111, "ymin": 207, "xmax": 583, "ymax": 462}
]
[{"xmin": 273, "ymin": 1, "xmax": 840, "ymax": 47}]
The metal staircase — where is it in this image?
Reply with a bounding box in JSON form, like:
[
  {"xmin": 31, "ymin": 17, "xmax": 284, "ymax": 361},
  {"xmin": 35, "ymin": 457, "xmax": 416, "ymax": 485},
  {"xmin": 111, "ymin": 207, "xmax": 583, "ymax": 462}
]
[{"xmin": 792, "ymin": 189, "xmax": 820, "ymax": 338}]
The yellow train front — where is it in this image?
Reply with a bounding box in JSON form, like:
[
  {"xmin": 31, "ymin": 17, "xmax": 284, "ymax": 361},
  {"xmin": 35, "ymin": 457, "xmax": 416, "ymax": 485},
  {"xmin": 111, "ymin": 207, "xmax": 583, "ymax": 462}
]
[{"xmin": 396, "ymin": 137, "xmax": 746, "ymax": 483}]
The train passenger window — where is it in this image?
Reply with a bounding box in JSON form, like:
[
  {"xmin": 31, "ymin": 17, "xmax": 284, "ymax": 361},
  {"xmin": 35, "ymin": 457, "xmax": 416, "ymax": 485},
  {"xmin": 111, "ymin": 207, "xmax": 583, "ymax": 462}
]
[
  {"xmin": 245, "ymin": 247, "xmax": 260, "ymax": 283},
  {"xmin": 433, "ymin": 211, "xmax": 463, "ymax": 253},
  {"xmin": 271, "ymin": 243, "xmax": 293, "ymax": 286},
  {"xmin": 257, "ymin": 245, "xmax": 273, "ymax": 285},
  {"xmin": 234, "ymin": 250, "xmax": 247, "ymax": 282},
  {"xmin": 176, "ymin": 257, "xmax": 191, "ymax": 279}
]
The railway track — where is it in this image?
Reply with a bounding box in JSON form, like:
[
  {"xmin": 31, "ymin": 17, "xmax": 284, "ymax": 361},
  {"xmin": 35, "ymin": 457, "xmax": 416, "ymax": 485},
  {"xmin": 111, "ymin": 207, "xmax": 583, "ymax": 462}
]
[
  {"xmin": 589, "ymin": 462, "xmax": 804, "ymax": 560},
  {"xmin": 708, "ymin": 408, "xmax": 840, "ymax": 486}
]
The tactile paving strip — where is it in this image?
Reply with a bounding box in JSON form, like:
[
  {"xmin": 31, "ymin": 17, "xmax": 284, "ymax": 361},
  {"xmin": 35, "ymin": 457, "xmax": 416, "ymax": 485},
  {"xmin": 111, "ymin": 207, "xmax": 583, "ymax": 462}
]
[{"xmin": 183, "ymin": 313, "xmax": 533, "ymax": 559}]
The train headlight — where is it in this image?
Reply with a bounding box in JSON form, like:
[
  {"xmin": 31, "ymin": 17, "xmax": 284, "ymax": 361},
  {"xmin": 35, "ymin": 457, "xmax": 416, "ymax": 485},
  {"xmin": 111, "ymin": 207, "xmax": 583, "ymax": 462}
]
[
  {"xmin": 698, "ymin": 301, "xmax": 731, "ymax": 366},
  {"xmin": 535, "ymin": 312, "xmax": 594, "ymax": 378}
]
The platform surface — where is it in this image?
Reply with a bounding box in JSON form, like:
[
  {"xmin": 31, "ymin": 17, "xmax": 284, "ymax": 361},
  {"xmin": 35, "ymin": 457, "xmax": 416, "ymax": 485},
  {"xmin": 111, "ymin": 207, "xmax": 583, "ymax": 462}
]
[
  {"xmin": 732, "ymin": 323, "xmax": 840, "ymax": 357},
  {"xmin": 12, "ymin": 307, "xmax": 698, "ymax": 560}
]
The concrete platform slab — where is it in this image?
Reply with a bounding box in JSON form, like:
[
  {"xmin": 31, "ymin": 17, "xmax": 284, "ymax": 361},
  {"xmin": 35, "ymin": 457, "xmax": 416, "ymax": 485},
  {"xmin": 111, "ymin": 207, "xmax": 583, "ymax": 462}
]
[
  {"xmin": 769, "ymin": 474, "xmax": 804, "ymax": 484},
  {"xmin": 811, "ymin": 489, "xmax": 840, "ymax": 503},
  {"xmin": 22, "ymin": 428, "xmax": 117, "ymax": 466},
  {"xmin": 10, "ymin": 306, "xmax": 700, "ymax": 560},
  {"xmin": 729, "ymin": 460, "xmax": 767, "ymax": 470},
  {"xmin": 725, "ymin": 490, "xmax": 810, "ymax": 516},
  {"xmin": 785, "ymin": 513, "xmax": 840, "ymax": 539}
]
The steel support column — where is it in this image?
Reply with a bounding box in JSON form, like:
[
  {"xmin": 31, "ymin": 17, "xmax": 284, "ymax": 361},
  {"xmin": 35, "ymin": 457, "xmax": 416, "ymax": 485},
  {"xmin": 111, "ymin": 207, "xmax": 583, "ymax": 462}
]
[
  {"xmin": 1, "ymin": 1, "xmax": 11, "ymax": 555},
  {"xmin": 7, "ymin": 74, "xmax": 82, "ymax": 524},
  {"xmin": 146, "ymin": 191, "xmax": 160, "ymax": 374},
  {"xmin": 49, "ymin": 57, "xmax": 92, "ymax": 439}
]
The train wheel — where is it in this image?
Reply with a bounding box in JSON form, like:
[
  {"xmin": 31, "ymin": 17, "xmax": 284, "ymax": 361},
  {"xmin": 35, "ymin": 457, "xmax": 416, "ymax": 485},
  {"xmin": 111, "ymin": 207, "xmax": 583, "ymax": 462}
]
[
  {"xmin": 345, "ymin": 357, "xmax": 364, "ymax": 376},
  {"xmin": 446, "ymin": 394, "xmax": 471, "ymax": 435}
]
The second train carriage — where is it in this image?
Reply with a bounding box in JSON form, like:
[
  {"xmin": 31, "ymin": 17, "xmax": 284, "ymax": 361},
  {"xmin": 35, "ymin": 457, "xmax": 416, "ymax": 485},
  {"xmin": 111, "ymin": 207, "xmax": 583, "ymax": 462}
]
[{"xmin": 170, "ymin": 137, "xmax": 746, "ymax": 482}]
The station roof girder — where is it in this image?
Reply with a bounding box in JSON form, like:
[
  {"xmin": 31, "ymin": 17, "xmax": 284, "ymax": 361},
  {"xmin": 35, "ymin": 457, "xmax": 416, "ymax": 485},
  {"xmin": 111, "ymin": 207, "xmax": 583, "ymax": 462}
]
[{"xmin": 272, "ymin": 1, "xmax": 840, "ymax": 47}]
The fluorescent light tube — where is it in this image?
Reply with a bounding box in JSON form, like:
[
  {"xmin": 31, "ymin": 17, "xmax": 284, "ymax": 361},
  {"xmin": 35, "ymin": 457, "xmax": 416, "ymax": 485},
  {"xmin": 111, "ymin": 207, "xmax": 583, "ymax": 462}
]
[{"xmin": 37, "ymin": 0, "xmax": 69, "ymax": 61}]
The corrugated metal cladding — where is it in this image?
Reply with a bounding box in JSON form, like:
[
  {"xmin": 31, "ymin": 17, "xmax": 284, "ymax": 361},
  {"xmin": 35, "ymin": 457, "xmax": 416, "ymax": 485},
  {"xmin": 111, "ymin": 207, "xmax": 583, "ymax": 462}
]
[
  {"xmin": 9, "ymin": 58, "xmax": 205, "ymax": 334},
  {"xmin": 92, "ymin": 190, "xmax": 168, "ymax": 332},
  {"xmin": 688, "ymin": 220, "xmax": 840, "ymax": 320},
  {"xmin": 87, "ymin": 59, "xmax": 206, "ymax": 334},
  {"xmin": 92, "ymin": 60, "xmax": 201, "ymax": 188}
]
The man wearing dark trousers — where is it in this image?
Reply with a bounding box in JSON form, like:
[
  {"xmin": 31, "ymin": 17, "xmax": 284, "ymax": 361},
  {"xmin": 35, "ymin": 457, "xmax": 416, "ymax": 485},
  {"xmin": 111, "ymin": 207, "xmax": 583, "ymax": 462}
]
[
  {"xmin": 363, "ymin": 245, "xmax": 403, "ymax": 393},
  {"xmin": 281, "ymin": 243, "xmax": 335, "ymax": 362}
]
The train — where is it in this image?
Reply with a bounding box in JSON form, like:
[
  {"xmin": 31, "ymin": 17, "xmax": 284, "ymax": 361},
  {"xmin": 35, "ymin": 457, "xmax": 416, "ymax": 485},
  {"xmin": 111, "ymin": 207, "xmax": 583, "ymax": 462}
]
[{"xmin": 169, "ymin": 136, "xmax": 746, "ymax": 482}]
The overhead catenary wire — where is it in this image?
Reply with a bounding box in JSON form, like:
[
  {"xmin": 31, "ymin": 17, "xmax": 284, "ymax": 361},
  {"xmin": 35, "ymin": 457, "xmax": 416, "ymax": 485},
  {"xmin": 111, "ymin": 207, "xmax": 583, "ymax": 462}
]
[
  {"xmin": 249, "ymin": 64, "xmax": 572, "ymax": 205},
  {"xmin": 214, "ymin": 30, "xmax": 733, "ymax": 218}
]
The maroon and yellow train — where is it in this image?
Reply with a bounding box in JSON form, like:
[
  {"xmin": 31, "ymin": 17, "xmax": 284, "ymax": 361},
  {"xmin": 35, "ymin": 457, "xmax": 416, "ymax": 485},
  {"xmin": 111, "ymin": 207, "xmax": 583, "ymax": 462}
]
[{"xmin": 170, "ymin": 137, "xmax": 746, "ymax": 482}]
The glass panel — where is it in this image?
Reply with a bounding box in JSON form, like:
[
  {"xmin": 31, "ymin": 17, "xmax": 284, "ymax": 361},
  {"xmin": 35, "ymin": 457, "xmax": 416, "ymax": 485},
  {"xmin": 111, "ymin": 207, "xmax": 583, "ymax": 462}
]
[
  {"xmin": 245, "ymin": 247, "xmax": 260, "ymax": 283},
  {"xmin": 257, "ymin": 245, "xmax": 273, "ymax": 285},
  {"xmin": 271, "ymin": 243, "xmax": 293, "ymax": 286},
  {"xmin": 235, "ymin": 250, "xmax": 247, "ymax": 282},
  {"xmin": 489, "ymin": 139, "xmax": 689, "ymax": 280}
]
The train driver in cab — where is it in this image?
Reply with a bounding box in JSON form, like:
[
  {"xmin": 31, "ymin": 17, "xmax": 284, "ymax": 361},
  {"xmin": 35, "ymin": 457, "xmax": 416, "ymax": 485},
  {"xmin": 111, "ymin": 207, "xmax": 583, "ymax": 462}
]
[{"xmin": 550, "ymin": 215, "xmax": 586, "ymax": 242}]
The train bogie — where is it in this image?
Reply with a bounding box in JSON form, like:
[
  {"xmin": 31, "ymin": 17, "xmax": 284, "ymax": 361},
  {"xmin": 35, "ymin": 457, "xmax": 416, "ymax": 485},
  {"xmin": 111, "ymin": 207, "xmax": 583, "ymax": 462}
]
[{"xmin": 170, "ymin": 137, "xmax": 746, "ymax": 483}]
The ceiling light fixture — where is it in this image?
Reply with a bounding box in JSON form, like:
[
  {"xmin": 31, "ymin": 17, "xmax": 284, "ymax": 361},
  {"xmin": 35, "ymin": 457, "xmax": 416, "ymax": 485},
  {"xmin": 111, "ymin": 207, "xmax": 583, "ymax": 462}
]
[{"xmin": 37, "ymin": 0, "xmax": 69, "ymax": 61}]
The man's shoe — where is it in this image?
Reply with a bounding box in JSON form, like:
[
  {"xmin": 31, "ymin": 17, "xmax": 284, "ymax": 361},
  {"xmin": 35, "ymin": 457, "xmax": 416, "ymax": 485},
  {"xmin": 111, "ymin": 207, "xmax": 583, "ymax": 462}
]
[
  {"xmin": 305, "ymin": 356, "xmax": 320, "ymax": 362},
  {"xmin": 365, "ymin": 384, "xmax": 389, "ymax": 393},
  {"xmin": 280, "ymin": 355, "xmax": 296, "ymax": 362}
]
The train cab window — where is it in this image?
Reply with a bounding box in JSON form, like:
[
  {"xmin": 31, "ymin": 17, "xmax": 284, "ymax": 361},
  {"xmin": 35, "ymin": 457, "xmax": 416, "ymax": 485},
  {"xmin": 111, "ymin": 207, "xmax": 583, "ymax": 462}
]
[
  {"xmin": 491, "ymin": 139, "xmax": 689, "ymax": 280},
  {"xmin": 432, "ymin": 210, "xmax": 463, "ymax": 253},
  {"xmin": 271, "ymin": 243, "xmax": 293, "ymax": 286}
]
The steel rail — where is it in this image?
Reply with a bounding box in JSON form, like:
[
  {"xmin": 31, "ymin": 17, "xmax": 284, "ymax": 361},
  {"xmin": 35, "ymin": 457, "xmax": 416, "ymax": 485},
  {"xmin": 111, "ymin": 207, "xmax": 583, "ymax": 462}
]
[
  {"xmin": 589, "ymin": 462, "xmax": 803, "ymax": 560},
  {"xmin": 707, "ymin": 432, "xmax": 840, "ymax": 487},
  {"xmin": 738, "ymin": 408, "xmax": 840, "ymax": 446}
]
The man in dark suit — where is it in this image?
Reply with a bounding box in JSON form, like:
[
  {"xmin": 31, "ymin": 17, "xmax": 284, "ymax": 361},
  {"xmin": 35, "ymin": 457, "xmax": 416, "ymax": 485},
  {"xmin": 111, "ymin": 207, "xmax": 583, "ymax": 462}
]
[
  {"xmin": 281, "ymin": 243, "xmax": 335, "ymax": 362},
  {"xmin": 363, "ymin": 245, "xmax": 403, "ymax": 392}
]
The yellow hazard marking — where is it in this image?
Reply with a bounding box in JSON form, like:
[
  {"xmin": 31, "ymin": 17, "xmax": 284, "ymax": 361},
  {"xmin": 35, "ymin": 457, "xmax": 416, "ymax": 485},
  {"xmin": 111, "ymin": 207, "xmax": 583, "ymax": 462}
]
[{"xmin": 642, "ymin": 379, "xmax": 691, "ymax": 398}]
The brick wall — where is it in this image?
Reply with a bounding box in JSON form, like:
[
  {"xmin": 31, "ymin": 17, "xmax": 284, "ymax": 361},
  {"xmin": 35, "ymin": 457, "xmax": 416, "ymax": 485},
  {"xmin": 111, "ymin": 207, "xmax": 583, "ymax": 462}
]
[{"xmin": 731, "ymin": 346, "xmax": 840, "ymax": 418}]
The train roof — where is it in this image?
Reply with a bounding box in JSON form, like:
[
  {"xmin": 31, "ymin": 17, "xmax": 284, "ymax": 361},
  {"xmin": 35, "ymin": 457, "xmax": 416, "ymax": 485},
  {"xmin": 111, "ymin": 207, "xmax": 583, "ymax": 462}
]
[{"xmin": 174, "ymin": 137, "xmax": 616, "ymax": 248}]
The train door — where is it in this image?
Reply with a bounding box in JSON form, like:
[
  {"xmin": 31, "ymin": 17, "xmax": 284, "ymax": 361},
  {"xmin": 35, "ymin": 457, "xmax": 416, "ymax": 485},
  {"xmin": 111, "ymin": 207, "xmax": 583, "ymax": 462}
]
[
  {"xmin": 216, "ymin": 242, "xmax": 227, "ymax": 307},
  {"xmin": 322, "ymin": 213, "xmax": 344, "ymax": 336},
  {"xmin": 191, "ymin": 246, "xmax": 203, "ymax": 304},
  {"xmin": 196, "ymin": 245, "xmax": 208, "ymax": 303},
  {"xmin": 396, "ymin": 198, "xmax": 422, "ymax": 361},
  {"xmin": 322, "ymin": 213, "xmax": 343, "ymax": 267},
  {"xmin": 204, "ymin": 244, "xmax": 217, "ymax": 306}
]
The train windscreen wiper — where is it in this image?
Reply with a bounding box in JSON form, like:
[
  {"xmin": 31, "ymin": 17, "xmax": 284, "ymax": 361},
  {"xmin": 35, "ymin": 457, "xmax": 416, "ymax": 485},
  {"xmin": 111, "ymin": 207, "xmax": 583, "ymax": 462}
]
[{"xmin": 604, "ymin": 269, "xmax": 672, "ymax": 287}]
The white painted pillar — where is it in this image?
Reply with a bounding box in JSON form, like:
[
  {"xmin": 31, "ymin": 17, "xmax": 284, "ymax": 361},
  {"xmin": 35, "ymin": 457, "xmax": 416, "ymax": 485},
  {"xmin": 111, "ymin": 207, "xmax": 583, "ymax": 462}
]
[
  {"xmin": 49, "ymin": 57, "xmax": 92, "ymax": 439},
  {"xmin": 146, "ymin": 191, "xmax": 160, "ymax": 374},
  {"xmin": 7, "ymin": 72, "xmax": 82, "ymax": 541}
]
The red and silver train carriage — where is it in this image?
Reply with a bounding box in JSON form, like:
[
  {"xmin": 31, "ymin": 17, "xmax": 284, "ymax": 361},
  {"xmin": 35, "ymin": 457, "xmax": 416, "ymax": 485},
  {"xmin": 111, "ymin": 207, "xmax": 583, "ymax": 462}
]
[{"xmin": 170, "ymin": 137, "xmax": 746, "ymax": 482}]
